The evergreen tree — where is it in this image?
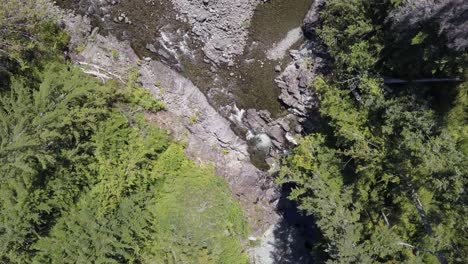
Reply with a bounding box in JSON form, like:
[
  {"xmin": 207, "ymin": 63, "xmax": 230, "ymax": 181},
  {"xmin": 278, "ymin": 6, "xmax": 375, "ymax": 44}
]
[
  {"xmin": 279, "ymin": 0, "xmax": 467, "ymax": 263},
  {"xmin": 1, "ymin": 61, "xmax": 248, "ymax": 263}
]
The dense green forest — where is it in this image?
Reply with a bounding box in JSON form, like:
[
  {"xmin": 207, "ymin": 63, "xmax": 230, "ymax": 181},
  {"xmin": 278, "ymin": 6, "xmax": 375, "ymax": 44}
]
[
  {"xmin": 0, "ymin": 2, "xmax": 248, "ymax": 263},
  {"xmin": 1, "ymin": 0, "xmax": 466, "ymax": 263},
  {"xmin": 278, "ymin": 0, "xmax": 467, "ymax": 263}
]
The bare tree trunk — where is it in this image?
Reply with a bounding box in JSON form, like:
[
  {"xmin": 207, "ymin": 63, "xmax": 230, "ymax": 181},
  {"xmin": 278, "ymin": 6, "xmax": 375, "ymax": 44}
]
[
  {"xmin": 409, "ymin": 186, "xmax": 448, "ymax": 264},
  {"xmin": 350, "ymin": 86, "xmax": 364, "ymax": 104},
  {"xmin": 381, "ymin": 210, "xmax": 390, "ymax": 226},
  {"xmin": 384, "ymin": 78, "xmax": 462, "ymax": 84},
  {"xmin": 410, "ymin": 189, "xmax": 432, "ymax": 234}
]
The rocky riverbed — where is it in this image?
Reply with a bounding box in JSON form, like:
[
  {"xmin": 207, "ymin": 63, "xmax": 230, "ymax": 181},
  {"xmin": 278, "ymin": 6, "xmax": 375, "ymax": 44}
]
[{"xmin": 53, "ymin": 0, "xmax": 324, "ymax": 262}]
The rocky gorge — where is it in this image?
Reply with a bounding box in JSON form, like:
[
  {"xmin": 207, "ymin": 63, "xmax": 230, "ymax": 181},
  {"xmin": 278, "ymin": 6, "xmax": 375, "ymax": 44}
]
[{"xmin": 52, "ymin": 0, "xmax": 325, "ymax": 262}]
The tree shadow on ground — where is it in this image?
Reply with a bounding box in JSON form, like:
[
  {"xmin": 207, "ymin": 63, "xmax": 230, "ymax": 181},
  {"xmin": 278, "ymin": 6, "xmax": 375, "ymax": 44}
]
[{"xmin": 269, "ymin": 184, "xmax": 317, "ymax": 264}]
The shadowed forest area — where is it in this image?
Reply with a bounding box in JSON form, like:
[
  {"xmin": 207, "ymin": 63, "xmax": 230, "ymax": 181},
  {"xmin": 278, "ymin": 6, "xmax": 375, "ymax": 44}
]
[{"xmin": 277, "ymin": 0, "xmax": 467, "ymax": 263}]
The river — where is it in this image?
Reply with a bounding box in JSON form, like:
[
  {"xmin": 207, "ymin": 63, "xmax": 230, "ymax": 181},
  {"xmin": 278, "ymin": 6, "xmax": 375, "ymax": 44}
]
[{"xmin": 58, "ymin": 0, "xmax": 312, "ymax": 117}]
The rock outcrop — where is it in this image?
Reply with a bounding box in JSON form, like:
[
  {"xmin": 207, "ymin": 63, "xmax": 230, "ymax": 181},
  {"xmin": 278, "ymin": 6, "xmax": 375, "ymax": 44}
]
[
  {"xmin": 226, "ymin": 0, "xmax": 327, "ymax": 161},
  {"xmin": 169, "ymin": 0, "xmax": 261, "ymax": 65},
  {"xmin": 276, "ymin": 47, "xmax": 319, "ymax": 118},
  {"xmin": 302, "ymin": 0, "xmax": 325, "ymax": 39},
  {"xmin": 228, "ymin": 44, "xmax": 322, "ymax": 163},
  {"xmin": 176, "ymin": 9, "xmax": 323, "ymax": 163},
  {"xmin": 389, "ymin": 0, "xmax": 468, "ymax": 51}
]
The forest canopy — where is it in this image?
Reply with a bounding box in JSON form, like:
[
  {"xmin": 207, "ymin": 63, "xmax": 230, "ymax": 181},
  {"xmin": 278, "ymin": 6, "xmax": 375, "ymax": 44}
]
[
  {"xmin": 0, "ymin": 3, "xmax": 248, "ymax": 263},
  {"xmin": 1, "ymin": 0, "xmax": 466, "ymax": 263},
  {"xmin": 278, "ymin": 0, "xmax": 467, "ymax": 263}
]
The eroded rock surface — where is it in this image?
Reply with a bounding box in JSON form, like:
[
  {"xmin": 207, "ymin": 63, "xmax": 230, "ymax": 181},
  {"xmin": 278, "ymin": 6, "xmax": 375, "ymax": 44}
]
[
  {"xmin": 276, "ymin": 47, "xmax": 319, "ymax": 118},
  {"xmin": 140, "ymin": 60, "xmax": 281, "ymax": 232},
  {"xmin": 169, "ymin": 0, "xmax": 261, "ymax": 64},
  {"xmin": 389, "ymin": 0, "xmax": 468, "ymax": 51}
]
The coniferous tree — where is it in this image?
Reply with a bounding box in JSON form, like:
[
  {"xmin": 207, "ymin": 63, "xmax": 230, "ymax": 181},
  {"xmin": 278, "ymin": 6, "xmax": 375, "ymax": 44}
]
[{"xmin": 279, "ymin": 0, "xmax": 467, "ymax": 263}]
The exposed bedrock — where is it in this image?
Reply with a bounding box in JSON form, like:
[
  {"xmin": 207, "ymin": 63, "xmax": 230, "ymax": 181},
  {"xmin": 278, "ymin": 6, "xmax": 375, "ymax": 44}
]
[
  {"xmin": 223, "ymin": 0, "xmax": 327, "ymax": 165},
  {"xmin": 169, "ymin": 0, "xmax": 258, "ymax": 64},
  {"xmin": 302, "ymin": 0, "xmax": 325, "ymax": 39},
  {"xmin": 389, "ymin": 0, "xmax": 468, "ymax": 51}
]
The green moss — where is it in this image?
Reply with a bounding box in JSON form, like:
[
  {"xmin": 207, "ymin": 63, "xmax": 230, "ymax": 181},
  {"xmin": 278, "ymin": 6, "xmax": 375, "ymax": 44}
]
[
  {"xmin": 111, "ymin": 48, "xmax": 119, "ymax": 60},
  {"xmin": 222, "ymin": 148, "xmax": 230, "ymax": 155},
  {"xmin": 249, "ymin": 237, "xmax": 262, "ymax": 247},
  {"xmin": 189, "ymin": 111, "xmax": 201, "ymax": 124},
  {"xmin": 143, "ymin": 145, "xmax": 249, "ymax": 264},
  {"xmin": 75, "ymin": 44, "xmax": 86, "ymax": 53},
  {"xmin": 411, "ymin": 32, "xmax": 428, "ymax": 45},
  {"xmin": 128, "ymin": 85, "xmax": 166, "ymax": 112},
  {"xmin": 189, "ymin": 115, "xmax": 198, "ymax": 124},
  {"xmin": 240, "ymin": 20, "xmax": 251, "ymax": 28},
  {"xmin": 121, "ymin": 67, "xmax": 166, "ymax": 112}
]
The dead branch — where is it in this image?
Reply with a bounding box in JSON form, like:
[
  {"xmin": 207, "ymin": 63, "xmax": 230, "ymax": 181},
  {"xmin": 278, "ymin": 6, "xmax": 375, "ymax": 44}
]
[
  {"xmin": 81, "ymin": 69, "xmax": 112, "ymax": 83},
  {"xmin": 381, "ymin": 209, "xmax": 390, "ymax": 226},
  {"xmin": 75, "ymin": 61, "xmax": 125, "ymax": 84}
]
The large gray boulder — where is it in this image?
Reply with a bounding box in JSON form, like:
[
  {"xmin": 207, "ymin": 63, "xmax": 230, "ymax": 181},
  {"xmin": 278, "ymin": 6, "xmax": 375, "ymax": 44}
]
[{"xmin": 389, "ymin": 0, "xmax": 468, "ymax": 51}]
